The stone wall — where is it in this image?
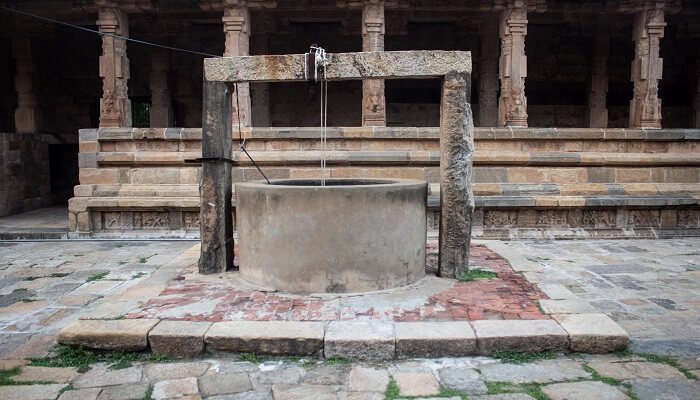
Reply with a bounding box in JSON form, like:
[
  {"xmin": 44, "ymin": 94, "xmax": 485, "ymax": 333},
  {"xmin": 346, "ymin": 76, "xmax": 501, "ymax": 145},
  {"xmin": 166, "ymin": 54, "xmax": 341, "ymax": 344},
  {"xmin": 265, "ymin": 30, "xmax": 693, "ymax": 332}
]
[
  {"xmin": 69, "ymin": 126, "xmax": 700, "ymax": 239},
  {"xmin": 0, "ymin": 132, "xmax": 52, "ymax": 216}
]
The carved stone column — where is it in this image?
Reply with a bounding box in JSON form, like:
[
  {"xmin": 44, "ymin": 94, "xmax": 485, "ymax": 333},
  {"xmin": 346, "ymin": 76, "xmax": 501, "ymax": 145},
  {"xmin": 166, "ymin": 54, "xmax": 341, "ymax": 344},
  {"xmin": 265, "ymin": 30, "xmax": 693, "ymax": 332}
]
[
  {"xmin": 150, "ymin": 50, "xmax": 173, "ymax": 127},
  {"xmin": 479, "ymin": 15, "xmax": 499, "ymax": 127},
  {"xmin": 588, "ymin": 26, "xmax": 610, "ymax": 128},
  {"xmin": 498, "ymin": 0, "xmax": 528, "ymax": 127},
  {"xmin": 362, "ymin": 0, "xmax": 386, "ymax": 126},
  {"xmin": 12, "ymin": 38, "xmax": 39, "ymax": 134},
  {"xmin": 97, "ymin": 5, "xmax": 131, "ymax": 127},
  {"xmin": 223, "ymin": 0, "xmax": 251, "ymax": 127},
  {"xmin": 629, "ymin": 2, "xmax": 665, "ymax": 129}
]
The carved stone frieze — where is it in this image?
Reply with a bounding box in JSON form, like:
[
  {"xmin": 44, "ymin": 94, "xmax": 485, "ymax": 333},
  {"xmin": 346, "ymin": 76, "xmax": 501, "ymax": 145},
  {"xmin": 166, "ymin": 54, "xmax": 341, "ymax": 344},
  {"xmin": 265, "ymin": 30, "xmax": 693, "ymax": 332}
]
[
  {"xmin": 536, "ymin": 210, "xmax": 567, "ymax": 226},
  {"xmin": 484, "ymin": 210, "xmax": 517, "ymax": 226},
  {"xmin": 677, "ymin": 209, "xmax": 700, "ymax": 228},
  {"xmin": 627, "ymin": 209, "xmax": 660, "ymax": 227}
]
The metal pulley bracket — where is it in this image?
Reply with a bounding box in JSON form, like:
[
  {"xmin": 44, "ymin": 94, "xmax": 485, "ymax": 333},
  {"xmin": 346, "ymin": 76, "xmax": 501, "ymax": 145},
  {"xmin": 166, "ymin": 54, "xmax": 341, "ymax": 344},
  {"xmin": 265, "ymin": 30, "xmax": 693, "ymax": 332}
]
[{"xmin": 305, "ymin": 45, "xmax": 329, "ymax": 82}]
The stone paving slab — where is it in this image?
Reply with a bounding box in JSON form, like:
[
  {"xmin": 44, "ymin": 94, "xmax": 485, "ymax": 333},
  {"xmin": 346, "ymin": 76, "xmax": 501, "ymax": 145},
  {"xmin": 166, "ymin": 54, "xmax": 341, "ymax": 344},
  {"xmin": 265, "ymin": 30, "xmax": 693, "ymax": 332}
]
[
  {"xmin": 587, "ymin": 360, "xmax": 688, "ymax": 380},
  {"xmin": 0, "ymin": 384, "xmax": 67, "ymax": 400},
  {"xmin": 553, "ymin": 313, "xmax": 629, "ymax": 353},
  {"xmin": 541, "ymin": 381, "xmax": 630, "ymax": 400},
  {"xmin": 479, "ymin": 359, "xmax": 591, "ymax": 383},
  {"xmin": 471, "ymin": 320, "xmax": 569, "ymax": 354}
]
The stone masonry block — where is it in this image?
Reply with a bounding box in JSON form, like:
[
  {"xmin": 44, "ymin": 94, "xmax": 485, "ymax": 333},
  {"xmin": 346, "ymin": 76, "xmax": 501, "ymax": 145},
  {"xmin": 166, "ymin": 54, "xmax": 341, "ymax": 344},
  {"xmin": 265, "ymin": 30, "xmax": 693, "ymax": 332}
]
[
  {"xmin": 324, "ymin": 321, "xmax": 395, "ymax": 360},
  {"xmin": 395, "ymin": 322, "xmax": 477, "ymax": 358},
  {"xmin": 205, "ymin": 321, "xmax": 324, "ymax": 356},
  {"xmin": 58, "ymin": 319, "xmax": 160, "ymax": 351},
  {"xmin": 79, "ymin": 129, "xmax": 98, "ymax": 142},
  {"xmin": 553, "ymin": 313, "xmax": 629, "ymax": 353},
  {"xmin": 79, "ymin": 168, "xmax": 120, "ymax": 184},
  {"xmin": 472, "ymin": 320, "xmax": 569, "ymax": 355},
  {"xmin": 149, "ymin": 320, "xmax": 211, "ymax": 358},
  {"xmin": 78, "ymin": 153, "xmax": 98, "ymax": 168}
]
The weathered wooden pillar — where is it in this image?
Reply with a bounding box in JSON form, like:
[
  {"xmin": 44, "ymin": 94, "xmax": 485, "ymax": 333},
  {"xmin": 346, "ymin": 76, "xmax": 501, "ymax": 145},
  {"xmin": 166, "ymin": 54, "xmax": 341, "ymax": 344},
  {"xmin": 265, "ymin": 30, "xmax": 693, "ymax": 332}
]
[
  {"xmin": 199, "ymin": 80, "xmax": 234, "ymax": 274},
  {"xmin": 588, "ymin": 25, "xmax": 610, "ymax": 128},
  {"xmin": 12, "ymin": 38, "xmax": 39, "ymax": 134},
  {"xmin": 150, "ymin": 50, "xmax": 173, "ymax": 127},
  {"xmin": 498, "ymin": 0, "xmax": 528, "ymax": 127},
  {"xmin": 97, "ymin": 5, "xmax": 131, "ymax": 127},
  {"xmin": 439, "ymin": 72, "xmax": 474, "ymax": 279},
  {"xmin": 629, "ymin": 2, "xmax": 665, "ymax": 129},
  {"xmin": 479, "ymin": 15, "xmax": 499, "ymax": 127},
  {"xmin": 362, "ymin": 0, "xmax": 386, "ymax": 126},
  {"xmin": 223, "ymin": 0, "xmax": 251, "ymax": 127}
]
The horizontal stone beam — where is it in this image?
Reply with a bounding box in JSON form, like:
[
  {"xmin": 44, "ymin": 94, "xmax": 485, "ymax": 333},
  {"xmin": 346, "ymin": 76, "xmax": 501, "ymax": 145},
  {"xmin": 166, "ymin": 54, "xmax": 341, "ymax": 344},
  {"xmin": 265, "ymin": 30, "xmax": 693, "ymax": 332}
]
[{"xmin": 204, "ymin": 50, "xmax": 471, "ymax": 82}]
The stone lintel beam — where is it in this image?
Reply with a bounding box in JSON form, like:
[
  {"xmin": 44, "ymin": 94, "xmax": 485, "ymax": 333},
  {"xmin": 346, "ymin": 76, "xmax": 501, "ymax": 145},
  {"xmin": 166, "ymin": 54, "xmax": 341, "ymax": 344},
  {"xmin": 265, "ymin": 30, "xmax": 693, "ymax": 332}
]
[
  {"xmin": 439, "ymin": 72, "xmax": 474, "ymax": 279},
  {"xmin": 199, "ymin": 0, "xmax": 276, "ymax": 12},
  {"xmin": 204, "ymin": 50, "xmax": 472, "ymax": 82}
]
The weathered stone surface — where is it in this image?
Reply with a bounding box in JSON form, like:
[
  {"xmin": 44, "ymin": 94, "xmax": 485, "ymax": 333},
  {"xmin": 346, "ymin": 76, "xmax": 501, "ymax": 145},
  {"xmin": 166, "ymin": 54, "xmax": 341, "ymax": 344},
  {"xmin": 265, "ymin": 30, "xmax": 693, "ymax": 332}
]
[
  {"xmin": 205, "ymin": 51, "xmax": 471, "ymax": 82},
  {"xmin": 479, "ymin": 360, "xmax": 591, "ymax": 384},
  {"xmin": 0, "ymin": 359, "xmax": 29, "ymax": 369},
  {"xmin": 472, "ymin": 320, "xmax": 568, "ymax": 354},
  {"xmin": 253, "ymin": 366, "xmax": 305, "ymax": 385},
  {"xmin": 538, "ymin": 299, "xmax": 597, "ymax": 314},
  {"xmin": 0, "ymin": 384, "xmax": 67, "ymax": 400},
  {"xmin": 439, "ymin": 72, "xmax": 474, "ymax": 278},
  {"xmin": 471, "ymin": 395, "xmax": 536, "ymax": 400},
  {"xmin": 96, "ymin": 383, "xmax": 149, "ymax": 400},
  {"xmin": 152, "ymin": 377, "xmax": 199, "ymax": 400},
  {"xmin": 553, "ymin": 313, "xmax": 629, "ymax": 353},
  {"xmin": 541, "ymin": 381, "xmax": 629, "ymax": 400},
  {"xmin": 302, "ymin": 364, "xmax": 349, "ymax": 385},
  {"xmin": 325, "ymin": 321, "xmax": 395, "ymax": 360},
  {"xmin": 58, "ymin": 388, "xmax": 101, "ymax": 400},
  {"xmin": 348, "ymin": 366, "xmax": 390, "ymax": 392},
  {"xmin": 631, "ymin": 379, "xmax": 700, "ymax": 400},
  {"xmin": 588, "ymin": 361, "xmax": 687, "ymax": 380},
  {"xmin": 344, "ymin": 392, "xmax": 384, "ymax": 400},
  {"xmin": 205, "ymin": 321, "xmax": 323, "ymax": 355},
  {"xmin": 57, "ymin": 319, "xmax": 159, "ymax": 351},
  {"xmin": 393, "ymin": 371, "xmax": 440, "ymax": 396},
  {"xmin": 72, "ymin": 365, "xmax": 143, "ymax": 388},
  {"xmin": 199, "ymin": 373, "xmax": 253, "ymax": 397},
  {"xmin": 148, "ymin": 320, "xmax": 211, "ymax": 358},
  {"xmin": 13, "ymin": 366, "xmax": 79, "ymax": 383},
  {"xmin": 145, "ymin": 361, "xmax": 211, "ymax": 381},
  {"xmin": 271, "ymin": 384, "xmax": 338, "ymax": 400},
  {"xmin": 395, "ymin": 321, "xmax": 476, "ymax": 358},
  {"xmin": 209, "ymin": 391, "xmax": 273, "ymax": 400},
  {"xmin": 438, "ymin": 367, "xmax": 487, "ymax": 394}
]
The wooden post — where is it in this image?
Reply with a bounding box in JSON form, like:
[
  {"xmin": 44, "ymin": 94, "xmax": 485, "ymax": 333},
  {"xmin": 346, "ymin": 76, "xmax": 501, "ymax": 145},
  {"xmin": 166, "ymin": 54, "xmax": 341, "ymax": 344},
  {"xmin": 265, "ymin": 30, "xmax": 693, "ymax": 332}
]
[
  {"xmin": 199, "ymin": 80, "xmax": 234, "ymax": 274},
  {"xmin": 438, "ymin": 72, "xmax": 474, "ymax": 279}
]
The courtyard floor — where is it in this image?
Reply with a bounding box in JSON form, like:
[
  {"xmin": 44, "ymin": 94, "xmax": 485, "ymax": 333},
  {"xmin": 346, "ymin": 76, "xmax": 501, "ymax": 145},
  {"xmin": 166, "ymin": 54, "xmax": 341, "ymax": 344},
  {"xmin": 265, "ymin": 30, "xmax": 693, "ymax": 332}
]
[{"xmin": 0, "ymin": 238, "xmax": 698, "ymax": 399}]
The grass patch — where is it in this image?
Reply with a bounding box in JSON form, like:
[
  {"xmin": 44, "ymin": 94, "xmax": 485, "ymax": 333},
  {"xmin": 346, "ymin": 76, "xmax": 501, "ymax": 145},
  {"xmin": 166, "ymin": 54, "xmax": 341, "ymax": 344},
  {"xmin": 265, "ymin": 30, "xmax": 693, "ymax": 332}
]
[
  {"xmin": 86, "ymin": 272, "xmax": 109, "ymax": 282},
  {"xmin": 142, "ymin": 386, "xmax": 153, "ymax": 400},
  {"xmin": 20, "ymin": 298, "xmax": 38, "ymax": 302},
  {"xmin": 492, "ymin": 351, "xmax": 556, "ymax": 364},
  {"xmin": 485, "ymin": 382, "xmax": 548, "ymax": 400},
  {"xmin": 12, "ymin": 288, "xmax": 28, "ymax": 293},
  {"xmin": 30, "ymin": 345, "xmax": 168, "ymax": 372},
  {"xmin": 458, "ymin": 268, "xmax": 497, "ymax": 282},
  {"xmin": 238, "ymin": 353, "xmax": 274, "ymax": 364},
  {"xmin": 138, "ymin": 257, "xmax": 147, "ymax": 263},
  {"xmin": 132, "ymin": 272, "xmax": 147, "ymax": 279},
  {"xmin": 384, "ymin": 379, "xmax": 400, "ymax": 400},
  {"xmin": 57, "ymin": 384, "xmax": 74, "ymax": 398},
  {"xmin": 22, "ymin": 276, "xmax": 39, "ymax": 281},
  {"xmin": 0, "ymin": 367, "xmax": 54, "ymax": 386},
  {"xmin": 118, "ymin": 261, "xmax": 127, "ymax": 265},
  {"xmin": 324, "ymin": 356, "xmax": 354, "ymax": 365}
]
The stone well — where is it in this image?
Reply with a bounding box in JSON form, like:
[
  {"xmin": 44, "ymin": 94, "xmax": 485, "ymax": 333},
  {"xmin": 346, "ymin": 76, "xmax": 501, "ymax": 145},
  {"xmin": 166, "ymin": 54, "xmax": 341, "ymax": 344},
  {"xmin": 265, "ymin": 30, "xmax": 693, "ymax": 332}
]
[{"xmin": 235, "ymin": 178, "xmax": 427, "ymax": 293}]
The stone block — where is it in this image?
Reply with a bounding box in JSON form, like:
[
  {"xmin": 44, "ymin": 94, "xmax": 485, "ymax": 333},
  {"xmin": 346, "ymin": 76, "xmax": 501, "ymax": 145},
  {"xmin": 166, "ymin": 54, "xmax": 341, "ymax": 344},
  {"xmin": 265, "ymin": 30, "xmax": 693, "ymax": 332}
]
[
  {"xmin": 58, "ymin": 388, "xmax": 101, "ymax": 400},
  {"xmin": 615, "ymin": 168, "xmax": 651, "ymax": 183},
  {"xmin": 152, "ymin": 377, "xmax": 198, "ymax": 399},
  {"xmin": 324, "ymin": 321, "xmax": 395, "ymax": 360},
  {"xmin": 393, "ymin": 372, "xmax": 440, "ymax": 397},
  {"xmin": 79, "ymin": 141, "xmax": 99, "ymax": 153},
  {"xmin": 13, "ymin": 366, "xmax": 79, "ymax": 383},
  {"xmin": 541, "ymin": 381, "xmax": 629, "ymax": 400},
  {"xmin": 145, "ymin": 362, "xmax": 211, "ymax": 381},
  {"xmin": 79, "ymin": 168, "xmax": 120, "ymax": 184},
  {"xmin": 587, "ymin": 361, "xmax": 686, "ymax": 380},
  {"xmin": 348, "ymin": 366, "xmax": 390, "ymax": 392},
  {"xmin": 538, "ymin": 299, "xmax": 597, "ymax": 314},
  {"xmin": 553, "ymin": 313, "xmax": 629, "ymax": 353},
  {"xmin": 79, "ymin": 129, "xmax": 98, "ymax": 142},
  {"xmin": 395, "ymin": 321, "xmax": 477, "ymax": 358},
  {"xmin": 474, "ymin": 167, "xmax": 508, "ymax": 183},
  {"xmin": 97, "ymin": 383, "xmax": 149, "ymax": 400},
  {"xmin": 271, "ymin": 384, "xmax": 339, "ymax": 400},
  {"xmin": 198, "ymin": 373, "xmax": 252, "ymax": 397},
  {"xmin": 149, "ymin": 321, "xmax": 211, "ymax": 358},
  {"xmin": 205, "ymin": 321, "xmax": 324, "ymax": 355},
  {"xmin": 57, "ymin": 319, "xmax": 159, "ymax": 351},
  {"xmin": 73, "ymin": 365, "xmax": 143, "ymax": 388},
  {"xmin": 631, "ymin": 380, "xmax": 700, "ymax": 400},
  {"xmin": 479, "ymin": 360, "xmax": 591, "ymax": 384},
  {"xmin": 472, "ymin": 320, "xmax": 568, "ymax": 354},
  {"xmin": 438, "ymin": 367, "xmax": 487, "ymax": 394},
  {"xmin": 0, "ymin": 384, "xmax": 66, "ymax": 400}
]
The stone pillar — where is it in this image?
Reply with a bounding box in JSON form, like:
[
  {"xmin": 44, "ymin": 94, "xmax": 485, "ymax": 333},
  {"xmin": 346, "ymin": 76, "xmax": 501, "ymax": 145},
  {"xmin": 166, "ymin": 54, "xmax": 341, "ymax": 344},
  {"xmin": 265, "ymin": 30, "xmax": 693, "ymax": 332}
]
[
  {"xmin": 629, "ymin": 2, "xmax": 665, "ymax": 129},
  {"xmin": 479, "ymin": 15, "xmax": 499, "ymax": 127},
  {"xmin": 223, "ymin": 0, "xmax": 251, "ymax": 127},
  {"xmin": 588, "ymin": 26, "xmax": 610, "ymax": 128},
  {"xmin": 362, "ymin": 0, "xmax": 386, "ymax": 126},
  {"xmin": 498, "ymin": 0, "xmax": 528, "ymax": 127},
  {"xmin": 150, "ymin": 50, "xmax": 173, "ymax": 127},
  {"xmin": 97, "ymin": 6, "xmax": 131, "ymax": 127},
  {"xmin": 12, "ymin": 38, "xmax": 39, "ymax": 134},
  {"xmin": 439, "ymin": 72, "xmax": 474, "ymax": 279},
  {"xmin": 200, "ymin": 80, "xmax": 234, "ymax": 274}
]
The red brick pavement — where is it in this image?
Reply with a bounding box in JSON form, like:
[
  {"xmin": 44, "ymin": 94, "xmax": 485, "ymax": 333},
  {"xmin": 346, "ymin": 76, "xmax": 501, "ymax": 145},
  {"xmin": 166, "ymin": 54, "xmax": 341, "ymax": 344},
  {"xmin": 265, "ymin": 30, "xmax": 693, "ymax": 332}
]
[{"xmin": 126, "ymin": 243, "xmax": 549, "ymax": 322}]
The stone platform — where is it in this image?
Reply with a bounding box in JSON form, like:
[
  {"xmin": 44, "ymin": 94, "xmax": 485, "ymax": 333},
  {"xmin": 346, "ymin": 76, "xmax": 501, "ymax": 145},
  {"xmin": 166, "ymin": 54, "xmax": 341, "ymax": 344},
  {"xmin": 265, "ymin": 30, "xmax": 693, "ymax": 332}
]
[{"xmin": 57, "ymin": 242, "xmax": 630, "ymax": 359}]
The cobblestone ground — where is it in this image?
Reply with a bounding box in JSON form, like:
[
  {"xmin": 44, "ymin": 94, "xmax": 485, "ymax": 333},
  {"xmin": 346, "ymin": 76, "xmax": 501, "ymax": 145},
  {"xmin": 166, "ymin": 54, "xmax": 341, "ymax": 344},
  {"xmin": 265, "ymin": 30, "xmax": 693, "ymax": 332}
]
[{"xmin": 0, "ymin": 239, "xmax": 699, "ymax": 399}]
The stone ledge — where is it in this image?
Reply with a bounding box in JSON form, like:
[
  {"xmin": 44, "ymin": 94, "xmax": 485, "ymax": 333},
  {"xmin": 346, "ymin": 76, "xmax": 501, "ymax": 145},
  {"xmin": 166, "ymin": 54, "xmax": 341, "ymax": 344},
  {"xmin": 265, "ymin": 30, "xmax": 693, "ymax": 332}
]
[
  {"xmin": 57, "ymin": 318, "xmax": 630, "ymax": 359},
  {"xmin": 57, "ymin": 319, "xmax": 160, "ymax": 351}
]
